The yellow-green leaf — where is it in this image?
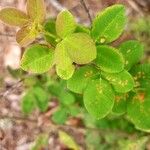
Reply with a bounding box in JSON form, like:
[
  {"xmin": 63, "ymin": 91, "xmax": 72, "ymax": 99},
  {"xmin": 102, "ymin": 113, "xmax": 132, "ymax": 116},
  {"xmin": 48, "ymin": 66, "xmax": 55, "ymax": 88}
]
[
  {"xmin": 59, "ymin": 131, "xmax": 80, "ymax": 150},
  {"xmin": 27, "ymin": 0, "xmax": 46, "ymax": 23},
  {"xmin": 56, "ymin": 10, "xmax": 76, "ymax": 39},
  {"xmin": 16, "ymin": 25, "xmax": 38, "ymax": 46},
  {"xmin": 20, "ymin": 44, "xmax": 54, "ymax": 73},
  {"xmin": 64, "ymin": 33, "xmax": 97, "ymax": 64},
  {"xmin": 55, "ymin": 42, "xmax": 75, "ymax": 80},
  {"xmin": 0, "ymin": 8, "xmax": 29, "ymax": 27}
]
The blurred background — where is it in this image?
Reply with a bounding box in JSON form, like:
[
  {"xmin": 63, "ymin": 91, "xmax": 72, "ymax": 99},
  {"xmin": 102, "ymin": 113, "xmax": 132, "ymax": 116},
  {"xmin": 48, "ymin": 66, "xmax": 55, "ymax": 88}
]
[{"xmin": 0, "ymin": 0, "xmax": 150, "ymax": 150}]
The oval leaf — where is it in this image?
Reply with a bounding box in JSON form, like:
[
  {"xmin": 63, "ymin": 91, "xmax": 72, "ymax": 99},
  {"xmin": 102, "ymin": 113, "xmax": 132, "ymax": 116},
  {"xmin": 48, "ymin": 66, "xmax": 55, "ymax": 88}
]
[
  {"xmin": 0, "ymin": 8, "xmax": 29, "ymax": 27},
  {"xmin": 130, "ymin": 64, "xmax": 150, "ymax": 90},
  {"xmin": 127, "ymin": 92, "xmax": 150, "ymax": 132},
  {"xmin": 59, "ymin": 91, "xmax": 75, "ymax": 106},
  {"xmin": 56, "ymin": 10, "xmax": 76, "ymax": 39},
  {"xmin": 55, "ymin": 42, "xmax": 75, "ymax": 80},
  {"xmin": 112, "ymin": 93, "xmax": 127, "ymax": 115},
  {"xmin": 119, "ymin": 40, "xmax": 144, "ymax": 70},
  {"xmin": 27, "ymin": 0, "xmax": 46, "ymax": 23},
  {"xmin": 95, "ymin": 45, "xmax": 124, "ymax": 73},
  {"xmin": 102, "ymin": 70, "xmax": 134, "ymax": 93},
  {"xmin": 52, "ymin": 107, "xmax": 68, "ymax": 124},
  {"xmin": 21, "ymin": 90, "xmax": 36, "ymax": 115},
  {"xmin": 33, "ymin": 86, "xmax": 49, "ymax": 112},
  {"xmin": 16, "ymin": 26, "xmax": 38, "ymax": 47},
  {"xmin": 59, "ymin": 131, "xmax": 80, "ymax": 150},
  {"xmin": 91, "ymin": 4, "xmax": 126, "ymax": 43},
  {"xmin": 64, "ymin": 33, "xmax": 97, "ymax": 64},
  {"xmin": 20, "ymin": 44, "xmax": 54, "ymax": 73},
  {"xmin": 83, "ymin": 79, "xmax": 115, "ymax": 119},
  {"xmin": 67, "ymin": 66, "xmax": 98, "ymax": 94}
]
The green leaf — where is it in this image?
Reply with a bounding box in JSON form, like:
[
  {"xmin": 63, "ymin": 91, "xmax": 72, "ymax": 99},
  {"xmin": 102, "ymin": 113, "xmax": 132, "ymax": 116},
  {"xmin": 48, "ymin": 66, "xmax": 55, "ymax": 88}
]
[
  {"xmin": 56, "ymin": 10, "xmax": 76, "ymax": 38},
  {"xmin": 21, "ymin": 90, "xmax": 36, "ymax": 115},
  {"xmin": 59, "ymin": 91, "xmax": 75, "ymax": 106},
  {"xmin": 52, "ymin": 107, "xmax": 68, "ymax": 124},
  {"xmin": 59, "ymin": 131, "xmax": 80, "ymax": 150},
  {"xmin": 102, "ymin": 70, "xmax": 134, "ymax": 93},
  {"xmin": 95, "ymin": 45, "xmax": 124, "ymax": 73},
  {"xmin": 20, "ymin": 44, "xmax": 54, "ymax": 73},
  {"xmin": 64, "ymin": 33, "xmax": 97, "ymax": 64},
  {"xmin": 83, "ymin": 79, "xmax": 115, "ymax": 119},
  {"xmin": 55, "ymin": 42, "xmax": 75, "ymax": 80},
  {"xmin": 44, "ymin": 19, "xmax": 57, "ymax": 46},
  {"xmin": 91, "ymin": 4, "xmax": 126, "ymax": 43},
  {"xmin": 0, "ymin": 8, "xmax": 29, "ymax": 27},
  {"xmin": 68, "ymin": 106, "xmax": 80, "ymax": 117},
  {"xmin": 16, "ymin": 26, "xmax": 38, "ymax": 46},
  {"xmin": 56, "ymin": 65, "xmax": 75, "ymax": 80},
  {"xmin": 27, "ymin": 0, "xmax": 46, "ymax": 23},
  {"xmin": 112, "ymin": 93, "xmax": 127, "ymax": 115},
  {"xmin": 33, "ymin": 86, "xmax": 49, "ymax": 112},
  {"xmin": 75, "ymin": 24, "xmax": 90, "ymax": 34},
  {"xmin": 119, "ymin": 40, "xmax": 144, "ymax": 70},
  {"xmin": 130, "ymin": 64, "xmax": 150, "ymax": 90},
  {"xmin": 127, "ymin": 92, "xmax": 150, "ymax": 132},
  {"xmin": 67, "ymin": 66, "xmax": 98, "ymax": 94}
]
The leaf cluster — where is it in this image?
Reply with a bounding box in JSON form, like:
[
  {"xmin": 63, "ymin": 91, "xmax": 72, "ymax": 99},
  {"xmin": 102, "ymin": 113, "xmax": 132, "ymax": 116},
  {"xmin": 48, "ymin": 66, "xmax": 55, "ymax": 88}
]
[{"xmin": 1, "ymin": 1, "xmax": 150, "ymax": 132}]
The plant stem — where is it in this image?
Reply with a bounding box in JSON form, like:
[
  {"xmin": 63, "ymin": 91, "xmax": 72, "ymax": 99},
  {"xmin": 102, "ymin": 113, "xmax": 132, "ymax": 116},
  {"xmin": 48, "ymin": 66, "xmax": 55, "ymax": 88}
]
[
  {"xmin": 80, "ymin": 0, "xmax": 92, "ymax": 24},
  {"xmin": 43, "ymin": 31, "xmax": 57, "ymax": 39}
]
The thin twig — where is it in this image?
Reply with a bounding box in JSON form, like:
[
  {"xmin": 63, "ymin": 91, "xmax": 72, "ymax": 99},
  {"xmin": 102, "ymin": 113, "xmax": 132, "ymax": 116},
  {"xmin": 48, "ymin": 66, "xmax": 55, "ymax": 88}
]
[{"xmin": 80, "ymin": 0, "xmax": 92, "ymax": 24}]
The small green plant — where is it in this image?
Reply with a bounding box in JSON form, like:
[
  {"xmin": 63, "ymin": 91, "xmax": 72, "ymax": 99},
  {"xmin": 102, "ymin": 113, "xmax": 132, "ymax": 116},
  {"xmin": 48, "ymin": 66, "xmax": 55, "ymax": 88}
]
[{"xmin": 1, "ymin": 0, "xmax": 150, "ymax": 132}]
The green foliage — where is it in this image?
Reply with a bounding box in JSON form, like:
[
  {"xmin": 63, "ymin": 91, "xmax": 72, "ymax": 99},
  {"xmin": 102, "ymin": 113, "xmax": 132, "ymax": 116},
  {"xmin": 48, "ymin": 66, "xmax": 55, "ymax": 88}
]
[
  {"xmin": 119, "ymin": 40, "xmax": 144, "ymax": 70},
  {"xmin": 130, "ymin": 64, "xmax": 150, "ymax": 90},
  {"xmin": 59, "ymin": 90, "xmax": 75, "ymax": 106},
  {"xmin": 112, "ymin": 93, "xmax": 127, "ymax": 115},
  {"xmin": 83, "ymin": 79, "xmax": 115, "ymax": 119},
  {"xmin": 56, "ymin": 10, "xmax": 76, "ymax": 39},
  {"xmin": 67, "ymin": 66, "xmax": 98, "ymax": 94},
  {"xmin": 52, "ymin": 107, "xmax": 68, "ymax": 124},
  {"xmin": 44, "ymin": 19, "xmax": 57, "ymax": 46},
  {"xmin": 95, "ymin": 45, "xmax": 124, "ymax": 73},
  {"xmin": 1, "ymin": 1, "xmax": 149, "ymax": 132},
  {"xmin": 33, "ymin": 86, "xmax": 49, "ymax": 112},
  {"xmin": 21, "ymin": 85, "xmax": 49, "ymax": 114},
  {"xmin": 21, "ymin": 90, "xmax": 36, "ymax": 115},
  {"xmin": 54, "ymin": 42, "xmax": 75, "ymax": 79},
  {"xmin": 102, "ymin": 70, "xmax": 134, "ymax": 93},
  {"xmin": 63, "ymin": 33, "xmax": 96, "ymax": 64},
  {"xmin": 127, "ymin": 92, "xmax": 150, "ymax": 132},
  {"xmin": 21, "ymin": 44, "xmax": 54, "ymax": 73},
  {"xmin": 91, "ymin": 4, "xmax": 126, "ymax": 43}
]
